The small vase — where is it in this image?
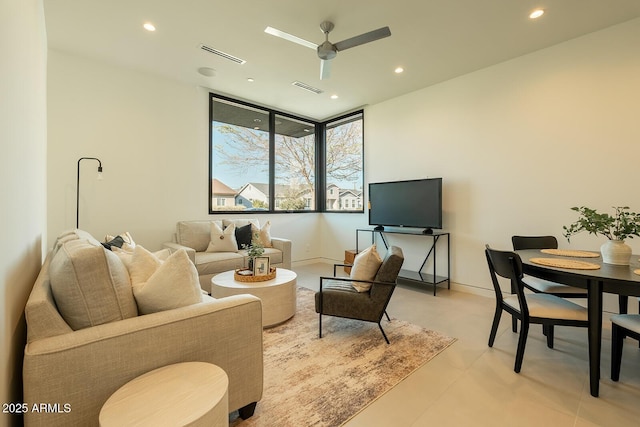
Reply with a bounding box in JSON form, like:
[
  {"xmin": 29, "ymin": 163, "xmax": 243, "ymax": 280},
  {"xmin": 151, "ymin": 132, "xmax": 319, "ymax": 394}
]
[{"xmin": 600, "ymin": 239, "xmax": 632, "ymax": 265}]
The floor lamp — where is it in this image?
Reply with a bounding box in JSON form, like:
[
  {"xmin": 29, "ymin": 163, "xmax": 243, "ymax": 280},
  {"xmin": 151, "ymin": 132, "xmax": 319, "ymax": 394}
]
[{"xmin": 76, "ymin": 157, "xmax": 103, "ymax": 229}]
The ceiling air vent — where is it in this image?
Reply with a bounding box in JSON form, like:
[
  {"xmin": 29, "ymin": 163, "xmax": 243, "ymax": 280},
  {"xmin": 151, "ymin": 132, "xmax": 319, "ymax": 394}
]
[
  {"xmin": 199, "ymin": 44, "xmax": 246, "ymax": 64},
  {"xmin": 291, "ymin": 81, "xmax": 323, "ymax": 94}
]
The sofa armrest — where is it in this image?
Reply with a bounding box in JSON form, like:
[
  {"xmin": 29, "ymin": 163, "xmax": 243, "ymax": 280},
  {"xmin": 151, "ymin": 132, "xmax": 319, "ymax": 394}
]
[
  {"xmin": 162, "ymin": 241, "xmax": 196, "ymax": 263},
  {"xmin": 270, "ymin": 237, "xmax": 291, "ymax": 269},
  {"xmin": 24, "ymin": 295, "xmax": 263, "ymax": 427}
]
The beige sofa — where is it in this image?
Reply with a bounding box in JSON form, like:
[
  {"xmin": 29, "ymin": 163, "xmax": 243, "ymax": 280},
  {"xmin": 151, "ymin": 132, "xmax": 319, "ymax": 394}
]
[
  {"xmin": 23, "ymin": 230, "xmax": 263, "ymax": 426},
  {"xmin": 163, "ymin": 219, "xmax": 292, "ymax": 292}
]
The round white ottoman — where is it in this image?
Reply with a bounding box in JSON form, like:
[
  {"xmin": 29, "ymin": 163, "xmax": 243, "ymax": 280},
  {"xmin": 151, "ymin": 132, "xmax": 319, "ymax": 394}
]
[
  {"xmin": 211, "ymin": 268, "xmax": 297, "ymax": 328},
  {"xmin": 99, "ymin": 362, "xmax": 229, "ymax": 427}
]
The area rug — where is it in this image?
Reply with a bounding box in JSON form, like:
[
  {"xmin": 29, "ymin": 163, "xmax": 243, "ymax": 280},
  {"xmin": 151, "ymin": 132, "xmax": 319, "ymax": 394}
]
[{"xmin": 230, "ymin": 287, "xmax": 456, "ymax": 427}]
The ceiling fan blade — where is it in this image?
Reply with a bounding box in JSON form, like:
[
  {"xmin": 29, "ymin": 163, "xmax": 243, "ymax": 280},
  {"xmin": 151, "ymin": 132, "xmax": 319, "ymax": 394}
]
[
  {"xmin": 264, "ymin": 26, "xmax": 317, "ymax": 50},
  {"xmin": 334, "ymin": 26, "xmax": 391, "ymax": 51},
  {"xmin": 320, "ymin": 59, "xmax": 332, "ymax": 80}
]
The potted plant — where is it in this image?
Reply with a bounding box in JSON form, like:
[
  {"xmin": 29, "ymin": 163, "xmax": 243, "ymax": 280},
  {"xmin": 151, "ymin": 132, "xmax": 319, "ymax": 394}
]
[
  {"xmin": 563, "ymin": 206, "xmax": 640, "ymax": 265},
  {"xmin": 243, "ymin": 233, "xmax": 265, "ymax": 271}
]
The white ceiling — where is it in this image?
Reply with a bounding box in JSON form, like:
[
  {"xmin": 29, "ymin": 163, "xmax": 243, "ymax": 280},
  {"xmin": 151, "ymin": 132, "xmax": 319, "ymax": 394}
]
[{"xmin": 44, "ymin": 0, "xmax": 640, "ymax": 121}]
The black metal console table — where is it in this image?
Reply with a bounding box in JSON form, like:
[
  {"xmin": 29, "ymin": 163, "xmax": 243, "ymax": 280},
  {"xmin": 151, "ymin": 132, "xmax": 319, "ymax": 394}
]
[{"xmin": 356, "ymin": 228, "xmax": 450, "ymax": 295}]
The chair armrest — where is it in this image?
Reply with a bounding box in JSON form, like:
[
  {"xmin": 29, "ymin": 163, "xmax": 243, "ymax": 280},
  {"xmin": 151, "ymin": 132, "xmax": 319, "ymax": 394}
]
[
  {"xmin": 24, "ymin": 295, "xmax": 263, "ymax": 427},
  {"xmin": 162, "ymin": 241, "xmax": 196, "ymax": 263},
  {"xmin": 318, "ymin": 276, "xmax": 395, "ymax": 291},
  {"xmin": 270, "ymin": 237, "xmax": 291, "ymax": 269},
  {"xmin": 332, "ymin": 263, "xmax": 352, "ymax": 276}
]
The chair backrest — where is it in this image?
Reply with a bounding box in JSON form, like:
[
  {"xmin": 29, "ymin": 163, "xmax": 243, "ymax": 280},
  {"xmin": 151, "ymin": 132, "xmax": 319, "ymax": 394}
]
[
  {"xmin": 485, "ymin": 246, "xmax": 528, "ymax": 314},
  {"xmin": 374, "ymin": 246, "xmax": 404, "ymax": 284},
  {"xmin": 511, "ymin": 235, "xmax": 558, "ymax": 250},
  {"xmin": 370, "ymin": 246, "xmax": 404, "ymax": 307}
]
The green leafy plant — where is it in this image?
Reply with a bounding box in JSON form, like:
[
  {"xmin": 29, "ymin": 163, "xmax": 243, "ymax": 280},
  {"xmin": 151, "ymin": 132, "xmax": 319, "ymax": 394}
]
[
  {"xmin": 243, "ymin": 233, "xmax": 265, "ymax": 258},
  {"xmin": 563, "ymin": 206, "xmax": 640, "ymax": 242}
]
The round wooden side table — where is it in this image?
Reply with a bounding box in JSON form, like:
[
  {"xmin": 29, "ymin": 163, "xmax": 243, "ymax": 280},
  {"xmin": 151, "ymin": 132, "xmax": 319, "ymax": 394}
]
[{"xmin": 99, "ymin": 362, "xmax": 229, "ymax": 427}]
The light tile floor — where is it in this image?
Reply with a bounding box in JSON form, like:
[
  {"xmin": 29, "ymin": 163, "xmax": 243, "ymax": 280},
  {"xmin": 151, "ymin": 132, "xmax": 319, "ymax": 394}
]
[{"xmin": 294, "ymin": 263, "xmax": 640, "ymax": 427}]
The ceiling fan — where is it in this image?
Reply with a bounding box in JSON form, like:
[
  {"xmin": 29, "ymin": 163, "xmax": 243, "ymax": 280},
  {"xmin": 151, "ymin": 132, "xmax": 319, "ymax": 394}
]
[{"xmin": 265, "ymin": 21, "xmax": 391, "ymax": 80}]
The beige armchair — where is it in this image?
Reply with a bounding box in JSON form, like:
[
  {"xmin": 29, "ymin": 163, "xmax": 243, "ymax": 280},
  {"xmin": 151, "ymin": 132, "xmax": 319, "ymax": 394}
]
[{"xmin": 23, "ymin": 235, "xmax": 264, "ymax": 426}]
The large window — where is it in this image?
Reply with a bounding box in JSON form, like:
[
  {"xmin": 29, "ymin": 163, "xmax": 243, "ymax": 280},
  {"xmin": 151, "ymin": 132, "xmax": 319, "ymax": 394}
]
[
  {"xmin": 274, "ymin": 115, "xmax": 316, "ymax": 211},
  {"xmin": 324, "ymin": 112, "xmax": 364, "ymax": 212},
  {"xmin": 209, "ymin": 93, "xmax": 362, "ymax": 213}
]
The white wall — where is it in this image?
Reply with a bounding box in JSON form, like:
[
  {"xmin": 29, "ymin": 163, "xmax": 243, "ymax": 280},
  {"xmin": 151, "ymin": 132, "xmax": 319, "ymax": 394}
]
[
  {"xmin": 48, "ymin": 18, "xmax": 640, "ymax": 312},
  {"xmin": 333, "ymin": 17, "xmax": 640, "ymax": 308},
  {"xmin": 47, "ymin": 50, "xmax": 322, "ymax": 260},
  {"xmin": 0, "ymin": 1, "xmax": 47, "ymax": 425}
]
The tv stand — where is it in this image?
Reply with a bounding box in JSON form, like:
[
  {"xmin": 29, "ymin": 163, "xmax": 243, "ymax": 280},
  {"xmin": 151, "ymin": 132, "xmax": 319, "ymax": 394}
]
[{"xmin": 356, "ymin": 228, "xmax": 450, "ymax": 296}]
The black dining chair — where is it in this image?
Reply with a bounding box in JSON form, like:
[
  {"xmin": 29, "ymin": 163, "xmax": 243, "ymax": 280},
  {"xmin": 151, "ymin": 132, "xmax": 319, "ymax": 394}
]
[
  {"xmin": 511, "ymin": 235, "xmax": 589, "ymax": 335},
  {"xmin": 511, "ymin": 236, "xmax": 588, "ymax": 298},
  {"xmin": 485, "ymin": 246, "xmax": 589, "ymax": 373},
  {"xmin": 610, "ymin": 314, "xmax": 640, "ymax": 381}
]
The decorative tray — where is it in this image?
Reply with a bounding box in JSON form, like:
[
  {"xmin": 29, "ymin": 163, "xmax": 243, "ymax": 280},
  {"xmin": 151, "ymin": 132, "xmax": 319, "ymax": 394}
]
[
  {"xmin": 530, "ymin": 257, "xmax": 600, "ymax": 270},
  {"xmin": 234, "ymin": 267, "xmax": 277, "ymax": 282},
  {"xmin": 540, "ymin": 249, "xmax": 600, "ymax": 258}
]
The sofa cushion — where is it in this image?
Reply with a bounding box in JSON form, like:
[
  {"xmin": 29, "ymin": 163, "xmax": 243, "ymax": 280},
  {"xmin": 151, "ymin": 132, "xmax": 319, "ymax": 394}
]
[
  {"xmin": 223, "ymin": 218, "xmax": 259, "ymax": 230},
  {"xmin": 350, "ymin": 244, "xmax": 383, "ymax": 292},
  {"xmin": 132, "ymin": 249, "xmax": 203, "ymax": 315},
  {"xmin": 49, "ymin": 239, "xmax": 138, "ymax": 330},
  {"xmin": 195, "ymin": 252, "xmax": 245, "ymax": 276},
  {"xmin": 177, "ymin": 220, "xmax": 222, "ymax": 252},
  {"xmin": 207, "ymin": 222, "xmax": 238, "ymax": 252}
]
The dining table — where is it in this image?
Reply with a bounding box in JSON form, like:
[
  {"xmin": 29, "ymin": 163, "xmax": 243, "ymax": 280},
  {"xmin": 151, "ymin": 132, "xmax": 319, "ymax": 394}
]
[{"xmin": 515, "ymin": 249, "xmax": 640, "ymax": 397}]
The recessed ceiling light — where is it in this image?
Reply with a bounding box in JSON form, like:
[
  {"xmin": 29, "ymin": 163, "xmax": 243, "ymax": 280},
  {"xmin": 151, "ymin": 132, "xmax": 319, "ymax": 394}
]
[
  {"xmin": 330, "ymin": 94, "xmax": 338, "ymax": 100},
  {"xmin": 394, "ymin": 67, "xmax": 404, "ymax": 74},
  {"xmin": 143, "ymin": 22, "xmax": 156, "ymax": 31},
  {"xmin": 247, "ymin": 78, "xmax": 254, "ymax": 82},
  {"xmin": 529, "ymin": 9, "xmax": 544, "ymax": 19},
  {"xmin": 254, "ymin": 126, "xmax": 260, "ymax": 130}
]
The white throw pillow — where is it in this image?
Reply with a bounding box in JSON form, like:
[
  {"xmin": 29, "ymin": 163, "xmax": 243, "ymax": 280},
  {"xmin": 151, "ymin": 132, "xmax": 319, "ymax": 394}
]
[
  {"xmin": 350, "ymin": 244, "xmax": 383, "ymax": 292},
  {"xmin": 127, "ymin": 245, "xmax": 163, "ymax": 286},
  {"xmin": 132, "ymin": 249, "xmax": 203, "ymax": 315},
  {"xmin": 252, "ymin": 220, "xmax": 273, "ymax": 248},
  {"xmin": 206, "ymin": 222, "xmax": 238, "ymax": 252}
]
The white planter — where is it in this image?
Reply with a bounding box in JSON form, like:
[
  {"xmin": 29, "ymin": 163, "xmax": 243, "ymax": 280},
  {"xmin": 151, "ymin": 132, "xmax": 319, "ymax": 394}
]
[{"xmin": 600, "ymin": 239, "xmax": 632, "ymax": 265}]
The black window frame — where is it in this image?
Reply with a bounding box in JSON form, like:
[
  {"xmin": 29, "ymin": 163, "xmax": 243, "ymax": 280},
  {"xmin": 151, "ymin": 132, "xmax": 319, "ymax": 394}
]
[{"xmin": 208, "ymin": 92, "xmax": 363, "ymax": 214}]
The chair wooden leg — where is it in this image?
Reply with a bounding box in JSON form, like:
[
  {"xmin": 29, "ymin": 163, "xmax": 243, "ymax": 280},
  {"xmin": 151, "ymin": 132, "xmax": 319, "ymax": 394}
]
[
  {"xmin": 611, "ymin": 323, "xmax": 624, "ymax": 381},
  {"xmin": 546, "ymin": 325, "xmax": 554, "ymax": 349},
  {"xmin": 514, "ymin": 321, "xmax": 529, "ymax": 373},
  {"xmin": 488, "ymin": 305, "xmax": 503, "ymax": 347},
  {"xmin": 379, "ymin": 323, "xmax": 390, "ymax": 344}
]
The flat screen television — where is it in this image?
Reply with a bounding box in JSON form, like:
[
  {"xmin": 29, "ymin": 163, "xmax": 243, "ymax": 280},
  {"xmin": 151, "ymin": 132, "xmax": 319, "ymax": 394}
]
[{"xmin": 368, "ymin": 178, "xmax": 442, "ymax": 234}]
